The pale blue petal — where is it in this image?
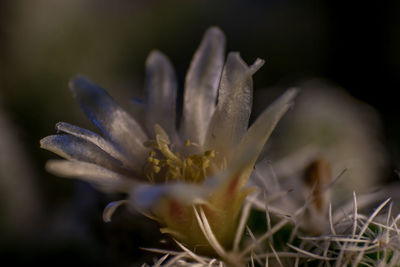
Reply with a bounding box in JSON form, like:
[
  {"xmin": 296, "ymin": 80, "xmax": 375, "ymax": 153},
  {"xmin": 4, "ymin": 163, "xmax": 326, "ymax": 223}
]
[
  {"xmin": 70, "ymin": 76, "xmax": 148, "ymax": 163},
  {"xmin": 55, "ymin": 122, "xmax": 138, "ymax": 171},
  {"xmin": 180, "ymin": 27, "xmax": 226, "ymax": 145},
  {"xmin": 40, "ymin": 134, "xmax": 129, "ymax": 175}
]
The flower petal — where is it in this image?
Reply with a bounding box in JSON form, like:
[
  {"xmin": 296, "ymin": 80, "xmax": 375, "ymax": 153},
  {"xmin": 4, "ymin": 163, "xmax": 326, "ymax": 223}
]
[
  {"xmin": 130, "ymin": 182, "xmax": 209, "ymax": 212},
  {"xmin": 55, "ymin": 122, "xmax": 138, "ymax": 171},
  {"xmin": 205, "ymin": 53, "xmax": 264, "ymax": 156},
  {"xmin": 45, "ymin": 159, "xmax": 135, "ymax": 193},
  {"xmin": 180, "ymin": 27, "xmax": 226, "ymax": 145},
  {"xmin": 40, "ymin": 134, "xmax": 128, "ymax": 174},
  {"xmin": 145, "ymin": 50, "xmax": 178, "ymax": 140},
  {"xmin": 103, "ymin": 200, "xmax": 129, "ymax": 222},
  {"xmin": 69, "ymin": 76, "xmax": 148, "ymax": 162},
  {"xmin": 236, "ymin": 88, "xmax": 299, "ymax": 178}
]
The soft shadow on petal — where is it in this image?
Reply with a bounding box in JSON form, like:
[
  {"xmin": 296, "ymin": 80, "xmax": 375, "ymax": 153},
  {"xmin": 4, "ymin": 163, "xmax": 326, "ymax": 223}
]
[
  {"xmin": 205, "ymin": 53, "xmax": 264, "ymax": 157},
  {"xmin": 40, "ymin": 134, "xmax": 128, "ymax": 174},
  {"xmin": 130, "ymin": 182, "xmax": 209, "ymax": 212},
  {"xmin": 55, "ymin": 122, "xmax": 137, "ymax": 171},
  {"xmin": 236, "ymin": 88, "xmax": 299, "ymax": 178},
  {"xmin": 204, "ymin": 143, "xmax": 260, "ymax": 202},
  {"xmin": 145, "ymin": 50, "xmax": 178, "ymax": 140},
  {"xmin": 180, "ymin": 27, "xmax": 226, "ymax": 145},
  {"xmin": 46, "ymin": 159, "xmax": 135, "ymax": 193},
  {"xmin": 70, "ymin": 76, "xmax": 148, "ymax": 163}
]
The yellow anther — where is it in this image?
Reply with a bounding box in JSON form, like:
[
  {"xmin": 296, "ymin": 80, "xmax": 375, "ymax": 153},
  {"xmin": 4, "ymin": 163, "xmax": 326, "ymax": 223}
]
[
  {"xmin": 205, "ymin": 150, "xmax": 215, "ymax": 158},
  {"xmin": 184, "ymin": 140, "xmax": 191, "ymax": 147},
  {"xmin": 153, "ymin": 166, "xmax": 161, "ymax": 173},
  {"xmin": 144, "ymin": 125, "xmax": 220, "ymax": 184}
]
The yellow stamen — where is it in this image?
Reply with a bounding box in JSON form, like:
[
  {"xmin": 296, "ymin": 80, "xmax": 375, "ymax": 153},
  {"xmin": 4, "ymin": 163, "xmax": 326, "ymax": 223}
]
[
  {"xmin": 153, "ymin": 166, "xmax": 161, "ymax": 174},
  {"xmin": 144, "ymin": 125, "xmax": 220, "ymax": 183},
  {"xmin": 205, "ymin": 150, "xmax": 215, "ymax": 158}
]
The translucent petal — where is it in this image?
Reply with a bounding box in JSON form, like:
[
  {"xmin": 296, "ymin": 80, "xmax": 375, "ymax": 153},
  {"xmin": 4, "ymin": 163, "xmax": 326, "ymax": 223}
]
[
  {"xmin": 70, "ymin": 76, "xmax": 148, "ymax": 162},
  {"xmin": 180, "ymin": 27, "xmax": 226, "ymax": 145},
  {"xmin": 130, "ymin": 182, "xmax": 209, "ymax": 212},
  {"xmin": 236, "ymin": 88, "xmax": 299, "ymax": 178},
  {"xmin": 55, "ymin": 122, "xmax": 137, "ymax": 171},
  {"xmin": 40, "ymin": 134, "xmax": 129, "ymax": 173},
  {"xmin": 45, "ymin": 159, "xmax": 135, "ymax": 193},
  {"xmin": 145, "ymin": 50, "xmax": 178, "ymax": 139},
  {"xmin": 204, "ymin": 142, "xmax": 260, "ymax": 201},
  {"xmin": 205, "ymin": 53, "xmax": 264, "ymax": 156}
]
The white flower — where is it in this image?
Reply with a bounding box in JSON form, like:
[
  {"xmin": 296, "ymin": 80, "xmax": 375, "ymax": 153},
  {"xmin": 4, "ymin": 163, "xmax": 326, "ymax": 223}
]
[{"xmin": 40, "ymin": 27, "xmax": 297, "ymax": 256}]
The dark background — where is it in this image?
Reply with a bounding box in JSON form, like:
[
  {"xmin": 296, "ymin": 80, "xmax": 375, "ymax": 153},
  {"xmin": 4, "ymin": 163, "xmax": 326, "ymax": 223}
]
[{"xmin": 0, "ymin": 1, "xmax": 399, "ymax": 266}]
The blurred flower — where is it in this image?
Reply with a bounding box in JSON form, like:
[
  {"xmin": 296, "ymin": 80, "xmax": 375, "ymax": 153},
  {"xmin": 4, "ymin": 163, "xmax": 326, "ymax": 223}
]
[
  {"xmin": 262, "ymin": 81, "xmax": 388, "ymax": 199},
  {"xmin": 40, "ymin": 27, "xmax": 297, "ymax": 256},
  {"xmin": 250, "ymin": 81, "xmax": 390, "ymax": 235}
]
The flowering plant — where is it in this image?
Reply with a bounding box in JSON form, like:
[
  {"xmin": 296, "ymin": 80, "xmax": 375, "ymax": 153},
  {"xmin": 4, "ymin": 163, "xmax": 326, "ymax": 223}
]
[{"xmin": 40, "ymin": 27, "xmax": 297, "ymax": 261}]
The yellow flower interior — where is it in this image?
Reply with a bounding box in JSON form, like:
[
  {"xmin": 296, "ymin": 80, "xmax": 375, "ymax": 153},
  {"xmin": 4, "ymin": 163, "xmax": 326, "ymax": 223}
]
[{"xmin": 144, "ymin": 125, "xmax": 219, "ymax": 183}]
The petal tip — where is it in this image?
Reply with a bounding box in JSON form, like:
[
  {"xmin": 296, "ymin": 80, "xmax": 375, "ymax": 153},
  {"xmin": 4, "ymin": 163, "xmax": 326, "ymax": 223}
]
[
  {"xmin": 69, "ymin": 75, "xmax": 93, "ymax": 95},
  {"xmin": 39, "ymin": 135, "xmax": 52, "ymax": 149},
  {"xmin": 147, "ymin": 49, "xmax": 165, "ymax": 61},
  {"xmin": 146, "ymin": 50, "xmax": 172, "ymax": 69},
  {"xmin": 202, "ymin": 26, "xmax": 226, "ymax": 47},
  {"xmin": 250, "ymin": 58, "xmax": 265, "ymax": 74},
  {"xmin": 69, "ymin": 74, "xmax": 85, "ymax": 86},
  {"xmin": 102, "ymin": 200, "xmax": 128, "ymax": 223},
  {"xmin": 55, "ymin": 121, "xmax": 66, "ymax": 132},
  {"xmin": 205, "ymin": 26, "xmax": 225, "ymax": 39},
  {"xmin": 44, "ymin": 159, "xmax": 60, "ymax": 175},
  {"xmin": 147, "ymin": 50, "xmax": 162, "ymax": 63}
]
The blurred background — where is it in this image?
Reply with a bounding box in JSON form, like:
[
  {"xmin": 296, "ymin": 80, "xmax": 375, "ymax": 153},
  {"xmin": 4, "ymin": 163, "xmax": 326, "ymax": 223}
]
[{"xmin": 0, "ymin": 0, "xmax": 399, "ymax": 266}]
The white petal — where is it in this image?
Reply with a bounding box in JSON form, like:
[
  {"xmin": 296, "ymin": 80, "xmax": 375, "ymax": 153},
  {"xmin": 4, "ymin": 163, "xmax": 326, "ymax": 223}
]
[
  {"xmin": 40, "ymin": 134, "xmax": 128, "ymax": 174},
  {"xmin": 103, "ymin": 200, "xmax": 129, "ymax": 222},
  {"xmin": 130, "ymin": 182, "xmax": 209, "ymax": 212},
  {"xmin": 55, "ymin": 122, "xmax": 137, "ymax": 171},
  {"xmin": 45, "ymin": 160, "xmax": 135, "ymax": 193},
  {"xmin": 180, "ymin": 27, "xmax": 226, "ymax": 145},
  {"xmin": 69, "ymin": 76, "xmax": 148, "ymax": 163},
  {"xmin": 236, "ymin": 88, "xmax": 299, "ymax": 175},
  {"xmin": 205, "ymin": 53, "xmax": 264, "ymax": 156},
  {"xmin": 145, "ymin": 50, "xmax": 178, "ymax": 139}
]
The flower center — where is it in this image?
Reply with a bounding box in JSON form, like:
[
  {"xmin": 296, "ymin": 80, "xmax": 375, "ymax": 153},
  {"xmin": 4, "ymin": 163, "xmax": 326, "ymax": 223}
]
[{"xmin": 144, "ymin": 125, "xmax": 218, "ymax": 184}]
